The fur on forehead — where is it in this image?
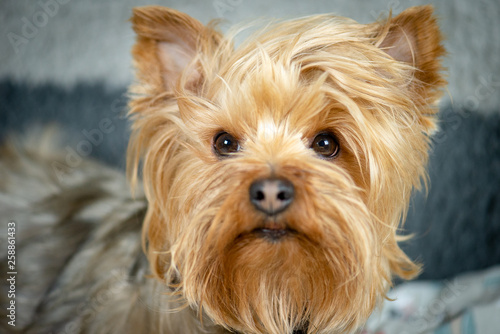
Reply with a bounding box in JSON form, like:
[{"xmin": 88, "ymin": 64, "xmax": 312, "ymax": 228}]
[
  {"xmin": 130, "ymin": 6, "xmax": 445, "ymax": 143},
  {"xmin": 183, "ymin": 18, "xmax": 417, "ymax": 119}
]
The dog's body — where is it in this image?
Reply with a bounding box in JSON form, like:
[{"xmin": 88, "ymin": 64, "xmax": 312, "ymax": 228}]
[
  {"xmin": 1, "ymin": 5, "xmax": 445, "ymax": 334},
  {"xmin": 0, "ymin": 133, "xmax": 223, "ymax": 334}
]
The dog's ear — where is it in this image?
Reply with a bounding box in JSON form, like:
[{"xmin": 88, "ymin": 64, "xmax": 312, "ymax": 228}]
[
  {"xmin": 131, "ymin": 6, "xmax": 219, "ymax": 93},
  {"xmin": 376, "ymin": 5, "xmax": 446, "ymax": 107}
]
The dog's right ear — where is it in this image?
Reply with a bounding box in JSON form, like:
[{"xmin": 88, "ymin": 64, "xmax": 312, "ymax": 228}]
[{"xmin": 131, "ymin": 6, "xmax": 219, "ymax": 93}]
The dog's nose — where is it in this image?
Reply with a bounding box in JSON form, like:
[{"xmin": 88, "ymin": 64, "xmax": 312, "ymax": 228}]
[{"xmin": 249, "ymin": 178, "xmax": 294, "ymax": 216}]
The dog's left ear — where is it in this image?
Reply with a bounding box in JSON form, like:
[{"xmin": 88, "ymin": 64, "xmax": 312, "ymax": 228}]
[
  {"xmin": 131, "ymin": 6, "xmax": 220, "ymax": 93},
  {"xmin": 375, "ymin": 5, "xmax": 446, "ymax": 108}
]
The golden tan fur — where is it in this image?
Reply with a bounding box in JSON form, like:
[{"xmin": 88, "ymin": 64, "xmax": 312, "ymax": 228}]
[{"xmin": 127, "ymin": 5, "xmax": 446, "ymax": 333}]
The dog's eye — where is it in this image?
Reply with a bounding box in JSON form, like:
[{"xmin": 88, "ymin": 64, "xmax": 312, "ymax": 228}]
[
  {"xmin": 213, "ymin": 132, "xmax": 240, "ymax": 157},
  {"xmin": 311, "ymin": 133, "xmax": 339, "ymax": 158}
]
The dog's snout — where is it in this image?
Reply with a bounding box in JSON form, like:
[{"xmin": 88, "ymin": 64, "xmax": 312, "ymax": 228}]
[{"xmin": 249, "ymin": 178, "xmax": 294, "ymax": 216}]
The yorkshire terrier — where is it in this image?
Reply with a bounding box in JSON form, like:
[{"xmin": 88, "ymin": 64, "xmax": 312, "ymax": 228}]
[{"xmin": 1, "ymin": 5, "xmax": 445, "ymax": 334}]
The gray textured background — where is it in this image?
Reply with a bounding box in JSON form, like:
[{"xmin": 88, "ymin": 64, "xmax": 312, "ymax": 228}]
[
  {"xmin": 1, "ymin": 0, "xmax": 499, "ymax": 280},
  {"xmin": 1, "ymin": 0, "xmax": 500, "ymax": 111}
]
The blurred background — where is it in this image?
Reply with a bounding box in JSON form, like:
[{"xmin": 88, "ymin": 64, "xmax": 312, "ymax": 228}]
[{"xmin": 0, "ymin": 0, "xmax": 499, "ymax": 280}]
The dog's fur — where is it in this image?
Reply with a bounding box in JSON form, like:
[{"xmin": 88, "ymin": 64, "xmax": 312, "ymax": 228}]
[{"xmin": 1, "ymin": 5, "xmax": 445, "ymax": 334}]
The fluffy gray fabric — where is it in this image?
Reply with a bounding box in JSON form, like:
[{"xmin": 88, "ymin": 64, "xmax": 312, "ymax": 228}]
[{"xmin": 404, "ymin": 106, "xmax": 500, "ymax": 279}]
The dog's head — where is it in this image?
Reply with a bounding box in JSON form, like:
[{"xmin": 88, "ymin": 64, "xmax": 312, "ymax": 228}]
[{"xmin": 128, "ymin": 6, "xmax": 445, "ymax": 333}]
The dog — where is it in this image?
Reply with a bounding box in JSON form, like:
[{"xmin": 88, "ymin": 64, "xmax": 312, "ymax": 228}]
[{"xmin": 0, "ymin": 5, "xmax": 445, "ymax": 334}]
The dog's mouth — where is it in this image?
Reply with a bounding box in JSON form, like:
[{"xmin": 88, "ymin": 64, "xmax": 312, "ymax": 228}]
[
  {"xmin": 249, "ymin": 223, "xmax": 297, "ymax": 241},
  {"xmin": 252, "ymin": 227, "xmax": 288, "ymax": 240}
]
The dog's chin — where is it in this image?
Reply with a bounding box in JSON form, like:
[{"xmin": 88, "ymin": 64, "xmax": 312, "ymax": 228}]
[
  {"xmin": 194, "ymin": 223, "xmax": 352, "ymax": 334},
  {"xmin": 180, "ymin": 213, "xmax": 380, "ymax": 334}
]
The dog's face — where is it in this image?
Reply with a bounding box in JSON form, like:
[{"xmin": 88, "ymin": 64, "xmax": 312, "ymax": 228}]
[{"xmin": 128, "ymin": 6, "xmax": 445, "ymax": 333}]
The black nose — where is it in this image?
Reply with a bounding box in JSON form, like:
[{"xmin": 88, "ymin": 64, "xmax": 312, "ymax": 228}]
[{"xmin": 249, "ymin": 178, "xmax": 295, "ymax": 216}]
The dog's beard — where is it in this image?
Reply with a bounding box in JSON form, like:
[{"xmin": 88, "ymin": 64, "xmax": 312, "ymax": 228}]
[{"xmin": 163, "ymin": 158, "xmax": 389, "ymax": 333}]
